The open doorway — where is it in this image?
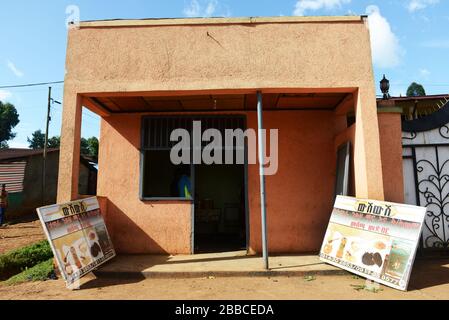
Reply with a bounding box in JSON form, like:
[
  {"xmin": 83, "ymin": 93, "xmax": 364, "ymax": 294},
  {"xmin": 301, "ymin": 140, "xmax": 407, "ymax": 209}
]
[{"xmin": 194, "ymin": 163, "xmax": 247, "ymax": 253}]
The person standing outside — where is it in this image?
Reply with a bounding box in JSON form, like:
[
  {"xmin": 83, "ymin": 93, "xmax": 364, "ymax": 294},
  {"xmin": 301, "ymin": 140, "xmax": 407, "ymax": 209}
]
[{"xmin": 0, "ymin": 184, "xmax": 8, "ymax": 226}]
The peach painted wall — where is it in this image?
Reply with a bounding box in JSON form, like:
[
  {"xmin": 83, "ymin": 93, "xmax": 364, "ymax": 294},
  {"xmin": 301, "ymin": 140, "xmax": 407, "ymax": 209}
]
[
  {"xmin": 60, "ymin": 17, "xmax": 384, "ymax": 203},
  {"xmin": 96, "ymin": 110, "xmax": 338, "ymax": 254},
  {"xmin": 247, "ymin": 111, "xmax": 337, "ymax": 253},
  {"xmin": 377, "ymin": 112, "xmax": 405, "ymax": 203},
  {"xmin": 65, "ymin": 19, "xmax": 376, "ymax": 93},
  {"xmin": 95, "ymin": 109, "xmax": 402, "ymax": 254},
  {"xmin": 97, "ymin": 114, "xmax": 192, "ymax": 254}
]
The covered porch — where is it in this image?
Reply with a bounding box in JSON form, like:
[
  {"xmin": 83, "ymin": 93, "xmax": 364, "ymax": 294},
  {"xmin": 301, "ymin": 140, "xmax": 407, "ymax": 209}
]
[{"xmin": 57, "ymin": 87, "xmax": 386, "ymax": 256}]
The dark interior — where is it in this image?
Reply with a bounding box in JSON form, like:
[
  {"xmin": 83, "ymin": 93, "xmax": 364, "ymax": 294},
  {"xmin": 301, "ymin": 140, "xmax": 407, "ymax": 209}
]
[{"xmin": 194, "ymin": 164, "xmax": 246, "ymax": 253}]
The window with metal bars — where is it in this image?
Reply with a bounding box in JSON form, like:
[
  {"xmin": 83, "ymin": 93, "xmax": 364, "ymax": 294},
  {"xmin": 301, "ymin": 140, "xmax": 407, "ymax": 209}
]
[{"xmin": 140, "ymin": 115, "xmax": 245, "ymax": 200}]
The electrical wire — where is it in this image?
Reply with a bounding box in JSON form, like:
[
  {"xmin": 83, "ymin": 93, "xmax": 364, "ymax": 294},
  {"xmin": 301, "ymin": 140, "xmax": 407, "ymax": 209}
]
[{"xmin": 0, "ymin": 81, "xmax": 64, "ymax": 89}]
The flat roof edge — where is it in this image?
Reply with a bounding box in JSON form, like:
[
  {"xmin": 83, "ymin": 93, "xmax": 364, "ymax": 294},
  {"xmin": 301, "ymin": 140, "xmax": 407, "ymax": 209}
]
[{"xmin": 78, "ymin": 15, "xmax": 365, "ymax": 28}]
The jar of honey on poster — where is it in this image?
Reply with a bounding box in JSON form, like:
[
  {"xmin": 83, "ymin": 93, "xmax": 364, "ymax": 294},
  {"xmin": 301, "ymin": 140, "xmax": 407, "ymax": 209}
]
[{"xmin": 336, "ymin": 237, "xmax": 347, "ymax": 259}]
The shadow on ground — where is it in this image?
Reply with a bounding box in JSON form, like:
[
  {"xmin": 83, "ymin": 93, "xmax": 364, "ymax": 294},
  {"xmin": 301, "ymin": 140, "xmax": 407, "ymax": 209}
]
[
  {"xmin": 409, "ymin": 257, "xmax": 449, "ymax": 290},
  {"xmin": 81, "ymin": 273, "xmax": 146, "ymax": 290}
]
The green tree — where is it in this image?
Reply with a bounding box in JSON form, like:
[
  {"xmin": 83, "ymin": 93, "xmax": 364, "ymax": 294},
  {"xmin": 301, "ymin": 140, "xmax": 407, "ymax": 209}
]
[
  {"xmin": 0, "ymin": 101, "xmax": 20, "ymax": 146},
  {"xmin": 87, "ymin": 137, "xmax": 99, "ymax": 158},
  {"xmin": 27, "ymin": 130, "xmax": 60, "ymax": 149},
  {"xmin": 406, "ymin": 82, "xmax": 426, "ymax": 97},
  {"xmin": 48, "ymin": 136, "xmax": 60, "ymax": 148},
  {"xmin": 80, "ymin": 138, "xmax": 89, "ymax": 156},
  {"xmin": 27, "ymin": 130, "xmax": 45, "ymax": 149},
  {"xmin": 80, "ymin": 137, "xmax": 99, "ymax": 159},
  {"xmin": 27, "ymin": 131, "xmax": 98, "ymax": 158}
]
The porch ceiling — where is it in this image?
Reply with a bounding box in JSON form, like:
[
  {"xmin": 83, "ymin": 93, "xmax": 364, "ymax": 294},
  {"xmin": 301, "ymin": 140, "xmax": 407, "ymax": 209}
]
[{"xmin": 89, "ymin": 92, "xmax": 349, "ymax": 114}]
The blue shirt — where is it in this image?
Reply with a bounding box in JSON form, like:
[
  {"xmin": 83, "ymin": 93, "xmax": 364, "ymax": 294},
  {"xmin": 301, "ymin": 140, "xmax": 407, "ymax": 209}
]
[{"xmin": 178, "ymin": 175, "xmax": 192, "ymax": 198}]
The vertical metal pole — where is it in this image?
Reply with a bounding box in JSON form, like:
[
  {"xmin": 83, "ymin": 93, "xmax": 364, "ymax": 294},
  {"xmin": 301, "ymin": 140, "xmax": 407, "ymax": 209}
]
[
  {"xmin": 257, "ymin": 91, "xmax": 269, "ymax": 270},
  {"xmin": 42, "ymin": 86, "xmax": 51, "ymax": 205}
]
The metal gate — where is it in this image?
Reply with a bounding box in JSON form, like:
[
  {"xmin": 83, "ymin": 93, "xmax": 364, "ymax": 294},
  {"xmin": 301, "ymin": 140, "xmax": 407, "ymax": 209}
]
[{"xmin": 402, "ymin": 104, "xmax": 449, "ymax": 253}]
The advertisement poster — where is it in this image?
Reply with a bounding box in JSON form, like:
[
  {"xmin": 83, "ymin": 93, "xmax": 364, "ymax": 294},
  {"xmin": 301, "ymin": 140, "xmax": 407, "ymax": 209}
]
[
  {"xmin": 36, "ymin": 197, "xmax": 115, "ymax": 286},
  {"xmin": 319, "ymin": 196, "xmax": 426, "ymax": 291}
]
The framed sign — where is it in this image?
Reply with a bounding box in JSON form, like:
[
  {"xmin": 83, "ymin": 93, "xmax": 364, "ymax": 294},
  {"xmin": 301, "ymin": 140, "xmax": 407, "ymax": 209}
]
[
  {"xmin": 319, "ymin": 196, "xmax": 426, "ymax": 291},
  {"xmin": 36, "ymin": 197, "xmax": 115, "ymax": 287}
]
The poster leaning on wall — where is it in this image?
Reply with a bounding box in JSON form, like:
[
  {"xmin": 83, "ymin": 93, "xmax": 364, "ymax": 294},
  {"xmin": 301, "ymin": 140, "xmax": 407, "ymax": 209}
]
[
  {"xmin": 319, "ymin": 196, "xmax": 426, "ymax": 291},
  {"xmin": 36, "ymin": 197, "xmax": 115, "ymax": 287}
]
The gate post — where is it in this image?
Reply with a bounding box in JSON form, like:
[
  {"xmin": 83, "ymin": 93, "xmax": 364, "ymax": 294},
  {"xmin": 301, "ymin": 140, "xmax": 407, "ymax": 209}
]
[
  {"xmin": 377, "ymin": 101, "xmax": 404, "ymax": 203},
  {"xmin": 353, "ymin": 88, "xmax": 385, "ymax": 200}
]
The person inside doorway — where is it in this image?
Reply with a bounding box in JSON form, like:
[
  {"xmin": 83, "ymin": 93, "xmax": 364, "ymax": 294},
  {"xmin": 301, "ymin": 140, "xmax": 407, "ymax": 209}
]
[
  {"xmin": 0, "ymin": 184, "xmax": 8, "ymax": 226},
  {"xmin": 171, "ymin": 166, "xmax": 192, "ymax": 199}
]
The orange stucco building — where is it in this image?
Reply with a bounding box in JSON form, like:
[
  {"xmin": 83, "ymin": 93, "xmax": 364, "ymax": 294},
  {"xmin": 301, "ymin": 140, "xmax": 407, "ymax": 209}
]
[{"xmin": 58, "ymin": 16, "xmax": 404, "ymax": 255}]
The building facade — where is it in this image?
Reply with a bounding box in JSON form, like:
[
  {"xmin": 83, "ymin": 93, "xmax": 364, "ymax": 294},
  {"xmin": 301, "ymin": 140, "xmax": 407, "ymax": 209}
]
[{"xmin": 58, "ymin": 16, "xmax": 404, "ymax": 255}]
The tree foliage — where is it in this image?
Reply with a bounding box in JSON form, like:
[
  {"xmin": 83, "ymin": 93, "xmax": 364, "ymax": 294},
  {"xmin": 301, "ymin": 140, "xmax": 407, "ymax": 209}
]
[
  {"xmin": 48, "ymin": 136, "xmax": 60, "ymax": 148},
  {"xmin": 27, "ymin": 130, "xmax": 46, "ymax": 149},
  {"xmin": 86, "ymin": 137, "xmax": 99, "ymax": 159},
  {"xmin": 406, "ymin": 82, "xmax": 426, "ymax": 97},
  {"xmin": 0, "ymin": 101, "xmax": 20, "ymax": 146},
  {"xmin": 27, "ymin": 130, "xmax": 60, "ymax": 149},
  {"xmin": 80, "ymin": 137, "xmax": 99, "ymax": 159},
  {"xmin": 27, "ymin": 130, "xmax": 98, "ymax": 159}
]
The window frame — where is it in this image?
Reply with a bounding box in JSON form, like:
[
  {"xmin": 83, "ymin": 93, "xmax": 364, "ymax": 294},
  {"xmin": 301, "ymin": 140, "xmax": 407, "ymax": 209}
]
[
  {"xmin": 139, "ymin": 116, "xmax": 195, "ymax": 202},
  {"xmin": 139, "ymin": 114, "xmax": 246, "ymax": 202}
]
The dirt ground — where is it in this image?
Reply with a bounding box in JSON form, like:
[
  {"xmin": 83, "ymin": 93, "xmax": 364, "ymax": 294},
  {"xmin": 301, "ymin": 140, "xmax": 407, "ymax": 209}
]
[
  {"xmin": 0, "ymin": 218, "xmax": 45, "ymax": 255},
  {"xmin": 0, "ymin": 272, "xmax": 449, "ymax": 300},
  {"xmin": 1, "ymin": 217, "xmax": 448, "ymax": 300}
]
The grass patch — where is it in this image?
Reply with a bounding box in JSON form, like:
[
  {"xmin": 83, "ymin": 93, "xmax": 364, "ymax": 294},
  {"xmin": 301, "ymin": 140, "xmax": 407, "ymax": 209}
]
[
  {"xmin": 4, "ymin": 258, "xmax": 56, "ymax": 285},
  {"xmin": 351, "ymin": 284, "xmax": 383, "ymax": 293},
  {"xmin": 303, "ymin": 275, "xmax": 316, "ymax": 282},
  {"xmin": 0, "ymin": 240, "xmax": 53, "ymax": 281}
]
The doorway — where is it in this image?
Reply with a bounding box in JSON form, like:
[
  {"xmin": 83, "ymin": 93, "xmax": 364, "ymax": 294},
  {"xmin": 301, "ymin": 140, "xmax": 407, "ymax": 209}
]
[{"xmin": 194, "ymin": 163, "xmax": 247, "ymax": 253}]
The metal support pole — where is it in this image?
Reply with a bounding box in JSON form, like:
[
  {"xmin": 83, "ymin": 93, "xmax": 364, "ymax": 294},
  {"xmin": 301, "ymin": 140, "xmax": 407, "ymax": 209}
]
[
  {"xmin": 257, "ymin": 91, "xmax": 269, "ymax": 270},
  {"xmin": 42, "ymin": 86, "xmax": 51, "ymax": 205}
]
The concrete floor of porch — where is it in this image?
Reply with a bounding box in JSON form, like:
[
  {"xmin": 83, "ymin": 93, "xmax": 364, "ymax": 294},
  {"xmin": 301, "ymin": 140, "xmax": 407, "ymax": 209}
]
[{"xmin": 94, "ymin": 251, "xmax": 346, "ymax": 279}]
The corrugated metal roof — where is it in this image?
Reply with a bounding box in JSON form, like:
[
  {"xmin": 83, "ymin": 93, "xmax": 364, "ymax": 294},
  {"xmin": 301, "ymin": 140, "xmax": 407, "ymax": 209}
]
[
  {"xmin": 0, "ymin": 161, "xmax": 26, "ymax": 193},
  {"xmin": 0, "ymin": 148, "xmax": 59, "ymax": 162},
  {"xmin": 377, "ymin": 94, "xmax": 449, "ymax": 102}
]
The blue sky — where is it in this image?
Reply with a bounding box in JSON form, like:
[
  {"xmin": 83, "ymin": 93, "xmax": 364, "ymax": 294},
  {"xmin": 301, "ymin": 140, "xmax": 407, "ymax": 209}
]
[{"xmin": 0, "ymin": 0, "xmax": 448, "ymax": 148}]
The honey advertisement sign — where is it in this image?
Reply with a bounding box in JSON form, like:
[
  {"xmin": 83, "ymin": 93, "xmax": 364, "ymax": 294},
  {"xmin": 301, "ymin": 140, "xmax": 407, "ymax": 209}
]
[
  {"xmin": 319, "ymin": 196, "xmax": 426, "ymax": 291},
  {"xmin": 36, "ymin": 197, "xmax": 116, "ymax": 287}
]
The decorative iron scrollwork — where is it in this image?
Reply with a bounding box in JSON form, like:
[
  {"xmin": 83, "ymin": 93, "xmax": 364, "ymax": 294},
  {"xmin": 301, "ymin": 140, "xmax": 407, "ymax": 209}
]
[
  {"xmin": 439, "ymin": 125, "xmax": 449, "ymax": 139},
  {"xmin": 402, "ymin": 131, "xmax": 417, "ymax": 141},
  {"xmin": 416, "ymin": 153, "xmax": 449, "ymax": 249}
]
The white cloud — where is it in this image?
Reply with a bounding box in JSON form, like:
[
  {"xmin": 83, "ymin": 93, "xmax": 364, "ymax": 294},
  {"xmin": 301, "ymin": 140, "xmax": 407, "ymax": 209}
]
[
  {"xmin": 204, "ymin": 0, "xmax": 217, "ymax": 17},
  {"xmin": 293, "ymin": 0, "xmax": 351, "ymax": 16},
  {"xmin": 6, "ymin": 60, "xmax": 24, "ymax": 78},
  {"xmin": 407, "ymin": 0, "xmax": 439, "ymax": 12},
  {"xmin": 184, "ymin": 0, "xmax": 200, "ymax": 17},
  {"xmin": 366, "ymin": 5, "xmax": 404, "ymax": 69},
  {"xmin": 419, "ymin": 68, "xmax": 431, "ymax": 80},
  {"xmin": 183, "ymin": 0, "xmax": 218, "ymax": 17},
  {"xmin": 0, "ymin": 90, "xmax": 12, "ymax": 101},
  {"xmin": 8, "ymin": 141, "xmax": 29, "ymax": 149}
]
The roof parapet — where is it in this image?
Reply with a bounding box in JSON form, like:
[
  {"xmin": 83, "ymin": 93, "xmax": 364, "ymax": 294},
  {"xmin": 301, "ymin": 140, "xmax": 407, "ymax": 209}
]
[{"xmin": 79, "ymin": 15, "xmax": 365, "ymax": 28}]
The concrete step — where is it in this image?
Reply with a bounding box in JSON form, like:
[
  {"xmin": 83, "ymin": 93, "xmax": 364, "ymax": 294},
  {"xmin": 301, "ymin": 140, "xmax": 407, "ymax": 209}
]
[{"xmin": 94, "ymin": 251, "xmax": 348, "ymax": 279}]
